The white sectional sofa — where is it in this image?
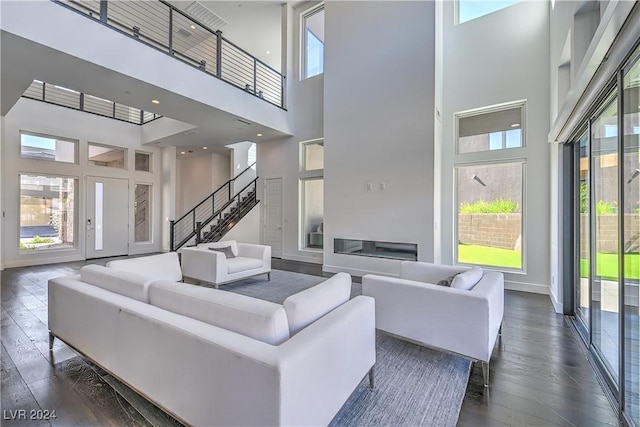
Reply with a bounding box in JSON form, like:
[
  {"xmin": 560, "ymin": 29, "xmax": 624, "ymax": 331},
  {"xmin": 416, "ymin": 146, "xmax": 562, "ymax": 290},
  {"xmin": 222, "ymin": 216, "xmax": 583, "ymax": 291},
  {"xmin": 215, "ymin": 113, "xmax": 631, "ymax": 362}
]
[
  {"xmin": 48, "ymin": 264, "xmax": 375, "ymax": 426},
  {"xmin": 362, "ymin": 261, "xmax": 504, "ymax": 387},
  {"xmin": 181, "ymin": 240, "xmax": 271, "ymax": 287}
]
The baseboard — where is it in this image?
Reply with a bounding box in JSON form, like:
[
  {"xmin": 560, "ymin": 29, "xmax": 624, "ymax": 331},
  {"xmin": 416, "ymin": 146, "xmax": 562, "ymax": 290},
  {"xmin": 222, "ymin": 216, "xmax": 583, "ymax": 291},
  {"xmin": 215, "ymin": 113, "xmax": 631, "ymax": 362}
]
[
  {"xmin": 280, "ymin": 253, "xmax": 323, "ymax": 265},
  {"xmin": 323, "ymin": 264, "xmax": 400, "ymax": 279},
  {"xmin": 505, "ymin": 279, "xmax": 549, "ymax": 295},
  {"xmin": 4, "ymin": 254, "xmax": 85, "ymax": 269},
  {"xmin": 128, "ymin": 246, "xmax": 163, "ymax": 256},
  {"xmin": 549, "ymin": 286, "xmax": 563, "ymax": 314}
]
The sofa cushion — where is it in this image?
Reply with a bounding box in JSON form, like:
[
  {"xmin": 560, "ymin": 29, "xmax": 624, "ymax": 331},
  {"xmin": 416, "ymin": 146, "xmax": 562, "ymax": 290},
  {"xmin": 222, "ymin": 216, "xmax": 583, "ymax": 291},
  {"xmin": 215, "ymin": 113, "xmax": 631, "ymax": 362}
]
[
  {"xmin": 149, "ymin": 281, "xmax": 290, "ymax": 345},
  {"xmin": 436, "ymin": 275, "xmax": 456, "ymax": 287},
  {"xmin": 106, "ymin": 252, "xmax": 182, "ymax": 282},
  {"xmin": 208, "ymin": 246, "xmax": 235, "ymax": 258},
  {"xmin": 283, "ymin": 272, "xmax": 352, "ymax": 335},
  {"xmin": 451, "ymin": 266, "xmax": 483, "ymax": 290},
  {"xmin": 199, "ymin": 240, "xmax": 238, "ymax": 257},
  {"xmin": 80, "ymin": 265, "xmax": 153, "ymax": 302},
  {"xmin": 227, "ymin": 257, "xmax": 263, "ymax": 274}
]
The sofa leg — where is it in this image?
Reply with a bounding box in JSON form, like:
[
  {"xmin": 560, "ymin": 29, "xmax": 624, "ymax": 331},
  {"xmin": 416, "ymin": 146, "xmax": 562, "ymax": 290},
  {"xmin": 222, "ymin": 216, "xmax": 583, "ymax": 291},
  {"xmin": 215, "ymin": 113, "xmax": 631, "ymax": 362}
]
[
  {"xmin": 481, "ymin": 361, "xmax": 489, "ymax": 388},
  {"xmin": 267, "ymin": 272, "xmax": 271, "ymax": 281},
  {"xmin": 368, "ymin": 366, "xmax": 375, "ymax": 389},
  {"xmin": 48, "ymin": 332, "xmax": 55, "ymax": 351}
]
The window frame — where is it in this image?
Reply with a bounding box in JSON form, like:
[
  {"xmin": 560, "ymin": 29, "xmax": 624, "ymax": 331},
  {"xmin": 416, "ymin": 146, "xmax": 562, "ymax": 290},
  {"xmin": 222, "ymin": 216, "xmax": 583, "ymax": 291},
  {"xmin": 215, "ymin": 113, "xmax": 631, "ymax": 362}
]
[
  {"xmin": 134, "ymin": 150, "xmax": 153, "ymax": 172},
  {"xmin": 87, "ymin": 142, "xmax": 127, "ymax": 169},
  {"xmin": 300, "ymin": 138, "xmax": 324, "ymax": 171},
  {"xmin": 133, "ymin": 182, "xmax": 153, "ymax": 243},
  {"xmin": 299, "ymin": 176, "xmax": 324, "ymax": 251},
  {"xmin": 454, "ymin": 159, "xmax": 527, "ymax": 272},
  {"xmin": 20, "ymin": 131, "xmax": 78, "ymax": 164},
  {"xmin": 455, "ymin": 0, "xmax": 523, "ymax": 25},
  {"xmin": 301, "ymin": 3, "xmax": 325, "ymax": 80},
  {"xmin": 19, "ymin": 173, "xmax": 78, "ymax": 252},
  {"xmin": 455, "ymin": 101, "xmax": 526, "ymax": 155}
]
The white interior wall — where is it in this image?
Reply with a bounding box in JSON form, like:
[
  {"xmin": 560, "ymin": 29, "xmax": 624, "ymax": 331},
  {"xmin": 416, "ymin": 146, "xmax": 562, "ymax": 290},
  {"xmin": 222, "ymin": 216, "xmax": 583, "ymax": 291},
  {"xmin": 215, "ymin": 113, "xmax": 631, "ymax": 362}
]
[
  {"xmin": 323, "ymin": 1, "xmax": 435, "ymax": 277},
  {"xmin": 257, "ymin": 1, "xmax": 324, "ymax": 264},
  {"xmin": 440, "ymin": 1, "xmax": 551, "ymax": 294},
  {"xmin": 1, "ymin": 98, "xmax": 164, "ymax": 268},
  {"xmin": 176, "ymin": 152, "xmax": 230, "ymax": 217},
  {"xmin": 0, "ymin": 116, "xmax": 3, "ymax": 270}
]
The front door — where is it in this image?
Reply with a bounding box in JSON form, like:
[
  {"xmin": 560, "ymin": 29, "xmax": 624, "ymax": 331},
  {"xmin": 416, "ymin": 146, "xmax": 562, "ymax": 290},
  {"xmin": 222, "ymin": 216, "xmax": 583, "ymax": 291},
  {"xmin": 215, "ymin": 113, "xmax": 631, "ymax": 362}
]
[
  {"xmin": 264, "ymin": 178, "xmax": 283, "ymax": 258},
  {"xmin": 86, "ymin": 176, "xmax": 129, "ymax": 259}
]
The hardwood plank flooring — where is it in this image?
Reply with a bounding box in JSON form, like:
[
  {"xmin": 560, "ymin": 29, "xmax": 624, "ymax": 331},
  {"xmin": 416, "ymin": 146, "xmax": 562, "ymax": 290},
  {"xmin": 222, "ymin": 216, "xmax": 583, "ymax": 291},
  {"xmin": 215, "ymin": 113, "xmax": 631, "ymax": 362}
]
[{"xmin": 0, "ymin": 257, "xmax": 620, "ymax": 426}]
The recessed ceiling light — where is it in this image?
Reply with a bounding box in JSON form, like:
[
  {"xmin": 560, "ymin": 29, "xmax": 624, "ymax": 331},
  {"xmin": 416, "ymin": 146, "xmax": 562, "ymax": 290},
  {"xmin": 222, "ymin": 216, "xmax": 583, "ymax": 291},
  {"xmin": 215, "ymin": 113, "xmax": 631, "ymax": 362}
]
[
  {"xmin": 257, "ymin": 133, "xmax": 262, "ymax": 137},
  {"xmin": 180, "ymin": 151, "xmax": 186, "ymax": 155},
  {"xmin": 190, "ymin": 25, "xmax": 196, "ymax": 29},
  {"xmin": 511, "ymin": 123, "xmax": 520, "ymax": 128},
  {"xmin": 151, "ymin": 99, "xmax": 160, "ymax": 104},
  {"xmin": 265, "ymin": 50, "xmax": 270, "ymax": 55},
  {"xmin": 203, "ymin": 146, "xmax": 208, "ymax": 150}
]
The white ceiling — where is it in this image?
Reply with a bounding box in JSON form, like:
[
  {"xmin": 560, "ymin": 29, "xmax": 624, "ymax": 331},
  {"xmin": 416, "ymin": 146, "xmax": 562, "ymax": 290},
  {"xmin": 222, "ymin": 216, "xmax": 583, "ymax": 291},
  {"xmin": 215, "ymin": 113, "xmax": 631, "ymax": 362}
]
[{"xmin": 168, "ymin": 1, "xmax": 283, "ymax": 71}]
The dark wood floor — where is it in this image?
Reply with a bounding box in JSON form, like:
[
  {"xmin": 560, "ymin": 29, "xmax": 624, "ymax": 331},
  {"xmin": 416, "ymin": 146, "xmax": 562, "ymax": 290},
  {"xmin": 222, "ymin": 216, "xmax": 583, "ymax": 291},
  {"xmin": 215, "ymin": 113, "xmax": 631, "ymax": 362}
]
[{"xmin": 1, "ymin": 257, "xmax": 621, "ymax": 426}]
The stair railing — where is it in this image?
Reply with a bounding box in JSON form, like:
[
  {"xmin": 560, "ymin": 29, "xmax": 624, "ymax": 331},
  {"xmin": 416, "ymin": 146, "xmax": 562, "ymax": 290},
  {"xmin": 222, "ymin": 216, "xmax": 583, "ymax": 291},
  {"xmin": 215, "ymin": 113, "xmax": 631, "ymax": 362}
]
[
  {"xmin": 195, "ymin": 178, "xmax": 258, "ymax": 244},
  {"xmin": 170, "ymin": 162, "xmax": 256, "ymax": 251},
  {"xmin": 52, "ymin": 0, "xmax": 286, "ymax": 109}
]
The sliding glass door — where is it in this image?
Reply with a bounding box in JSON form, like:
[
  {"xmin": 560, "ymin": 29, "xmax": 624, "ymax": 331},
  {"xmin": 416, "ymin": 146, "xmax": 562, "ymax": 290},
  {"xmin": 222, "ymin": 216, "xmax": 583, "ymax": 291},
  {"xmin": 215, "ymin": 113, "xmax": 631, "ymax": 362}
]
[
  {"xmin": 591, "ymin": 95, "xmax": 620, "ymax": 386},
  {"xmin": 570, "ymin": 44, "xmax": 640, "ymax": 426},
  {"xmin": 623, "ymin": 49, "xmax": 640, "ymax": 426}
]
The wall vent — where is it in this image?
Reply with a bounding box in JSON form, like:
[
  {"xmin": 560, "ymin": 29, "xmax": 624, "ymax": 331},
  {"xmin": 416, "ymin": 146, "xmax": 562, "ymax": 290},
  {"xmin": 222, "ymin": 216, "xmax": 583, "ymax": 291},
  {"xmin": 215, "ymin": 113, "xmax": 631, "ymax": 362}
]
[
  {"xmin": 177, "ymin": 28, "xmax": 192, "ymax": 38},
  {"xmin": 185, "ymin": 1, "xmax": 227, "ymax": 32},
  {"xmin": 237, "ymin": 119, "xmax": 252, "ymax": 126}
]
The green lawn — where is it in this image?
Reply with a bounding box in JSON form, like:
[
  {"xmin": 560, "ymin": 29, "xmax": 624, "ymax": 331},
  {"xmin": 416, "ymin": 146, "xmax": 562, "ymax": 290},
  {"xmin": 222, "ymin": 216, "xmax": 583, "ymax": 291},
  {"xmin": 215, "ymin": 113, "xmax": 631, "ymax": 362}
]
[
  {"xmin": 458, "ymin": 244, "xmax": 521, "ymax": 269},
  {"xmin": 459, "ymin": 243, "xmax": 640, "ymax": 280},
  {"xmin": 580, "ymin": 253, "xmax": 640, "ymax": 280}
]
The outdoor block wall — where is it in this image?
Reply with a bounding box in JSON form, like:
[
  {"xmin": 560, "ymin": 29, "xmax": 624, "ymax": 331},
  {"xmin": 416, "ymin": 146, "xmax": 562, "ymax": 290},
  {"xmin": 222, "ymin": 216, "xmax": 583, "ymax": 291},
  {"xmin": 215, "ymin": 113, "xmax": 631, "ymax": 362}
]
[
  {"xmin": 580, "ymin": 214, "xmax": 640, "ymax": 256},
  {"xmin": 458, "ymin": 213, "xmax": 521, "ymax": 250}
]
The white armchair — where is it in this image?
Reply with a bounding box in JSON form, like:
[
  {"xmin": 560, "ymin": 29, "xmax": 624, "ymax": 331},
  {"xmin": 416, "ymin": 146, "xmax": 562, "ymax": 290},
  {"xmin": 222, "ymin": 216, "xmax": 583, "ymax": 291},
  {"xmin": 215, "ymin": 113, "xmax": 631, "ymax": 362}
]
[
  {"xmin": 362, "ymin": 261, "xmax": 504, "ymax": 386},
  {"xmin": 181, "ymin": 240, "xmax": 271, "ymax": 288}
]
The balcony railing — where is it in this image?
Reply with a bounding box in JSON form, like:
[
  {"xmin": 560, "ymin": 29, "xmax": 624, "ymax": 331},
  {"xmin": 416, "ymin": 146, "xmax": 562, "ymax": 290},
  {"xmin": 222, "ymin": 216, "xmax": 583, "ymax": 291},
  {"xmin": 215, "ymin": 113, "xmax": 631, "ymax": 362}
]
[
  {"xmin": 22, "ymin": 80, "xmax": 161, "ymax": 125},
  {"xmin": 52, "ymin": 0, "xmax": 286, "ymax": 109}
]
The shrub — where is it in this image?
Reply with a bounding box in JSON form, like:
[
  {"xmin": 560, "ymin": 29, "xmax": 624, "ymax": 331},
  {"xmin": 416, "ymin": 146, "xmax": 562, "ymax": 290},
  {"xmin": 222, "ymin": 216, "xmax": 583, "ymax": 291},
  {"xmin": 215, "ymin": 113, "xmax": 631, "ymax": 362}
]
[
  {"xmin": 595, "ymin": 200, "xmax": 616, "ymax": 215},
  {"xmin": 459, "ymin": 198, "xmax": 519, "ymax": 214},
  {"xmin": 20, "ymin": 242, "xmax": 35, "ymax": 251},
  {"xmin": 31, "ymin": 236, "xmax": 54, "ymax": 244}
]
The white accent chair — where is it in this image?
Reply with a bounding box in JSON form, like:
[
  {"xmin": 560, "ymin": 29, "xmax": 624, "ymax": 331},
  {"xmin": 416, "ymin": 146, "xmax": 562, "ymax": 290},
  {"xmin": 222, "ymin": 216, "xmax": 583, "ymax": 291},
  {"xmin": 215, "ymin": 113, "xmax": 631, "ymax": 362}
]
[
  {"xmin": 362, "ymin": 261, "xmax": 504, "ymax": 386},
  {"xmin": 180, "ymin": 240, "xmax": 271, "ymax": 288}
]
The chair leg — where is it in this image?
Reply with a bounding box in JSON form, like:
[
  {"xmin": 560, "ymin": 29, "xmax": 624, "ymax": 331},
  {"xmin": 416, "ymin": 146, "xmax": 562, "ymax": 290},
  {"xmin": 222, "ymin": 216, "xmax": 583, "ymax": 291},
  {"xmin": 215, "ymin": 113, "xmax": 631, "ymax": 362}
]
[
  {"xmin": 368, "ymin": 366, "xmax": 375, "ymax": 389},
  {"xmin": 49, "ymin": 332, "xmax": 55, "ymax": 351},
  {"xmin": 481, "ymin": 361, "xmax": 489, "ymax": 388}
]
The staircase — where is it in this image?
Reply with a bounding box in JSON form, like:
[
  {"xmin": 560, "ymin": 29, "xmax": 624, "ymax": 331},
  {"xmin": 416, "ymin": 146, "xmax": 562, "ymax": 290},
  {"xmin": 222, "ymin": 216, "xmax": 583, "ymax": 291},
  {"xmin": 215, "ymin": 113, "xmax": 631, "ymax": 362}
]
[{"xmin": 170, "ymin": 163, "xmax": 258, "ymax": 251}]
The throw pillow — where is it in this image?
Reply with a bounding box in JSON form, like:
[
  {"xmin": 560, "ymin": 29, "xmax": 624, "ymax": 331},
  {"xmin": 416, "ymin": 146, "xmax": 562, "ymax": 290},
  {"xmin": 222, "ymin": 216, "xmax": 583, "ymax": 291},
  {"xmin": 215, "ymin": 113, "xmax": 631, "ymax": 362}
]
[
  {"xmin": 451, "ymin": 266, "xmax": 483, "ymax": 290},
  {"xmin": 208, "ymin": 246, "xmax": 236, "ymax": 259},
  {"xmin": 436, "ymin": 274, "xmax": 457, "ymax": 287}
]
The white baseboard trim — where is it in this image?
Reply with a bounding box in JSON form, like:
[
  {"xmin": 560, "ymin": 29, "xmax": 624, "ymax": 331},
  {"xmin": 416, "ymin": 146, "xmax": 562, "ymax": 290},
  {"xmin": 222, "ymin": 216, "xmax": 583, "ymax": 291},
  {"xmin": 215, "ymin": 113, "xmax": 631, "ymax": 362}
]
[
  {"xmin": 4, "ymin": 254, "xmax": 85, "ymax": 269},
  {"xmin": 505, "ymin": 279, "xmax": 549, "ymax": 295},
  {"xmin": 323, "ymin": 264, "xmax": 400, "ymax": 279},
  {"xmin": 280, "ymin": 253, "xmax": 323, "ymax": 265},
  {"xmin": 549, "ymin": 286, "xmax": 563, "ymax": 313}
]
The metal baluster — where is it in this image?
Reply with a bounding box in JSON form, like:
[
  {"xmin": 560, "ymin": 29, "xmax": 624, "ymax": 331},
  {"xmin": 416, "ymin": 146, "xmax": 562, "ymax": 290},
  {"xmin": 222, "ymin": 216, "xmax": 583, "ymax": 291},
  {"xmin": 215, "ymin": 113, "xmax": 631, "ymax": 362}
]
[
  {"xmin": 253, "ymin": 58, "xmax": 257, "ymax": 96},
  {"xmin": 168, "ymin": 7, "xmax": 174, "ymax": 55},
  {"xmin": 216, "ymin": 31, "xmax": 222, "ymax": 78},
  {"xmin": 169, "ymin": 220, "xmax": 175, "ymax": 251},
  {"xmin": 99, "ymin": 0, "xmax": 107, "ymax": 23}
]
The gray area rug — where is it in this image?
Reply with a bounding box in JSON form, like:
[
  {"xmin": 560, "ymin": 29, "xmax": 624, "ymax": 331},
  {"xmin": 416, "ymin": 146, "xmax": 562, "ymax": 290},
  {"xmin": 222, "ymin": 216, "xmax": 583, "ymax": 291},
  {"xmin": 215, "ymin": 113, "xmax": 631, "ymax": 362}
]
[{"xmin": 223, "ymin": 270, "xmax": 471, "ymax": 427}]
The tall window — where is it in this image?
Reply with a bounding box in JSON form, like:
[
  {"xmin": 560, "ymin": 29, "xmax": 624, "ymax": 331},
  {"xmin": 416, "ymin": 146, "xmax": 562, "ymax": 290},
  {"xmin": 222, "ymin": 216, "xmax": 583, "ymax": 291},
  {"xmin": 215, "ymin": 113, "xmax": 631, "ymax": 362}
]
[
  {"xmin": 457, "ymin": 0, "xmax": 522, "ymax": 24},
  {"xmin": 134, "ymin": 184, "xmax": 152, "ymax": 243},
  {"xmin": 300, "ymin": 138, "xmax": 324, "ymax": 249},
  {"xmin": 303, "ymin": 5, "xmax": 324, "ymax": 79},
  {"xmin": 20, "ymin": 132, "xmax": 77, "ymax": 164},
  {"xmin": 455, "ymin": 102, "xmax": 526, "ymax": 270},
  {"xmin": 20, "ymin": 175, "xmax": 76, "ymax": 251}
]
